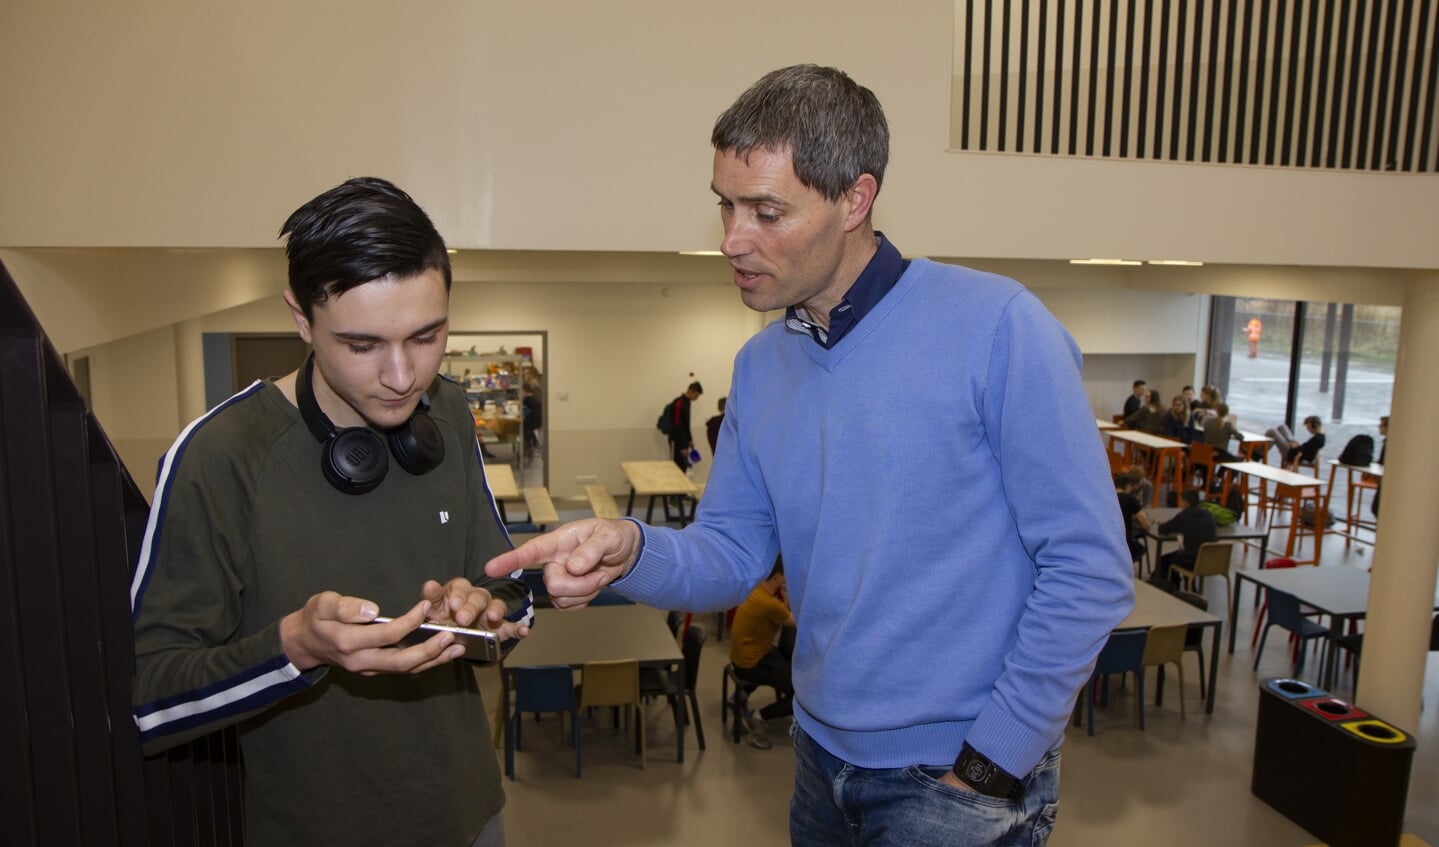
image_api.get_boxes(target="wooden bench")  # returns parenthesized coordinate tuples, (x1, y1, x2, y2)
(521, 486, 560, 528)
(585, 484, 622, 519)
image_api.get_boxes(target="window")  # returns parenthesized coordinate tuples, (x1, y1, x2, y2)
(1208, 295, 1396, 508)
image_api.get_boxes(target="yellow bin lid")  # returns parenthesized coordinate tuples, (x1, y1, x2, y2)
(1338, 719, 1409, 745)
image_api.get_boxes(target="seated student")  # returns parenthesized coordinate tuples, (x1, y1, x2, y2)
(1265, 415, 1325, 466)
(1161, 395, 1192, 443)
(1125, 463, 1154, 508)
(1123, 379, 1148, 418)
(1154, 489, 1219, 587)
(1202, 402, 1243, 464)
(1115, 469, 1152, 566)
(728, 556, 796, 750)
(1124, 389, 1165, 434)
(1187, 385, 1219, 433)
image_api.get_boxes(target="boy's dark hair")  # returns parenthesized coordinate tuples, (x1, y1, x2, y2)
(1115, 469, 1144, 489)
(1133, 379, 1147, 389)
(1180, 489, 1203, 509)
(712, 64, 889, 203)
(688, 381, 704, 394)
(280, 177, 452, 321)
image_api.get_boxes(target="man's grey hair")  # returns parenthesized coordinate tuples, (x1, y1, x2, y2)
(711, 64, 889, 202)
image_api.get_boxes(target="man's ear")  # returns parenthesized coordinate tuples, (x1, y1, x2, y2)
(284, 290, 314, 344)
(840, 174, 879, 233)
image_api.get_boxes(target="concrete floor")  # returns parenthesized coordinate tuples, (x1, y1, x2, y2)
(480, 510, 1436, 847)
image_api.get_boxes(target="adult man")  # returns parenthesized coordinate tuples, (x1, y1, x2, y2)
(131, 178, 532, 847)
(662, 380, 703, 471)
(1123, 379, 1148, 417)
(486, 65, 1132, 845)
(729, 557, 795, 749)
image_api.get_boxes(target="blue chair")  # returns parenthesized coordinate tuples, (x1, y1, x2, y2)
(506, 665, 581, 780)
(1075, 629, 1149, 736)
(1252, 588, 1329, 677)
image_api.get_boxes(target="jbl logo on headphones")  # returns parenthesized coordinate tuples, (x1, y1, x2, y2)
(343, 441, 379, 467)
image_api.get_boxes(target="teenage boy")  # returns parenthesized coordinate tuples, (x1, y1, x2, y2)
(131, 177, 533, 847)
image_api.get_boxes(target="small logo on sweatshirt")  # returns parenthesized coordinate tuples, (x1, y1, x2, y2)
(439, 511, 450, 525)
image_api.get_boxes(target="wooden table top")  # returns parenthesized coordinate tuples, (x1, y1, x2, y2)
(1328, 459, 1384, 477)
(1217, 461, 1323, 488)
(1096, 418, 1120, 430)
(620, 460, 698, 496)
(1109, 430, 1187, 450)
(483, 463, 520, 499)
(504, 605, 682, 668)
(1237, 430, 1270, 443)
(1118, 579, 1221, 629)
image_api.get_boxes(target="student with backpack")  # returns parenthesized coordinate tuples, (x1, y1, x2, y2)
(657, 380, 703, 471)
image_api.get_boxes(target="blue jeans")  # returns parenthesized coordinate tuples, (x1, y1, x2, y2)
(790, 726, 1060, 846)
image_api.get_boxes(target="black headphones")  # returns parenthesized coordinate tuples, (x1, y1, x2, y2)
(295, 354, 446, 495)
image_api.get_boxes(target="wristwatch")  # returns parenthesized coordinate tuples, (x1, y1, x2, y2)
(953, 743, 1026, 801)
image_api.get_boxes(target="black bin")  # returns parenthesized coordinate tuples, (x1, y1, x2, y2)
(1252, 678, 1416, 847)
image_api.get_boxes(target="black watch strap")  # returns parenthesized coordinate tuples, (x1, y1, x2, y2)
(953, 743, 1025, 802)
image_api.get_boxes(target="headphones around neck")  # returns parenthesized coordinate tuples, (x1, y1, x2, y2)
(295, 355, 445, 495)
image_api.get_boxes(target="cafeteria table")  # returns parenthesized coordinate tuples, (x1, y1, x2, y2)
(483, 463, 521, 523)
(1116, 579, 1224, 714)
(499, 605, 687, 762)
(1107, 430, 1187, 507)
(1145, 506, 1271, 578)
(1217, 461, 1326, 564)
(1231, 566, 1439, 689)
(620, 460, 699, 525)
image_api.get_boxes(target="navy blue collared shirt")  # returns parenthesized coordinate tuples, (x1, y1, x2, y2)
(785, 232, 909, 349)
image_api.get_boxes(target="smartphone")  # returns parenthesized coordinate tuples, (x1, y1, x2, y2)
(371, 617, 502, 664)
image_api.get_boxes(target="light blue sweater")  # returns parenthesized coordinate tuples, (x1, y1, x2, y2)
(616, 259, 1134, 777)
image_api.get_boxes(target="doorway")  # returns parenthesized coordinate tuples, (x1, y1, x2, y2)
(445, 332, 548, 489)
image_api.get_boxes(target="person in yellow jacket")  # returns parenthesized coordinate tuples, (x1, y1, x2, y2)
(729, 557, 795, 748)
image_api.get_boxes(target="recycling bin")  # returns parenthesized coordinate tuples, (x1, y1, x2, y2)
(1252, 678, 1415, 847)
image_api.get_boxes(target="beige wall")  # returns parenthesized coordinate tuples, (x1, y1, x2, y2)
(1, 0, 1428, 501)
(52, 269, 1206, 501)
(3, 0, 1436, 269)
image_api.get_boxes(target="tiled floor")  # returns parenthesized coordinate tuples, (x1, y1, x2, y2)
(481, 513, 1437, 847)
